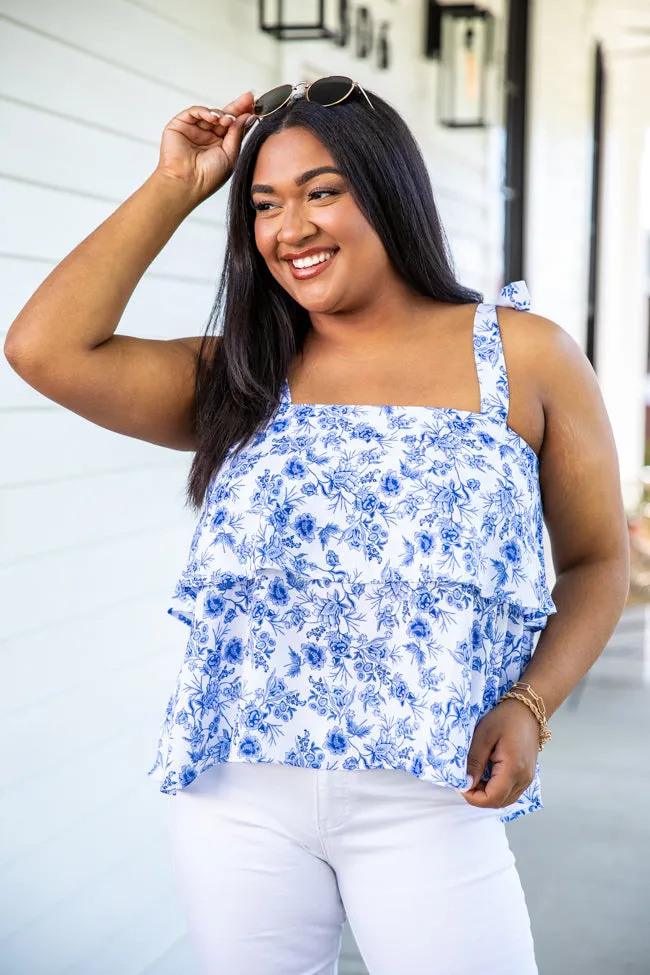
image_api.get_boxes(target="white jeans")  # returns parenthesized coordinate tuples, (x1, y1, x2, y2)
(164, 762, 538, 975)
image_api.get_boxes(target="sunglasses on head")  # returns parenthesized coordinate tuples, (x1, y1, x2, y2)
(253, 75, 375, 118)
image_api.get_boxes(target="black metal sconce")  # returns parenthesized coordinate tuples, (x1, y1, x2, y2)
(258, 0, 392, 70)
(425, 2, 495, 128)
(258, 0, 335, 41)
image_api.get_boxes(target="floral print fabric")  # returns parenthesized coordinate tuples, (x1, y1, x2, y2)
(148, 281, 557, 822)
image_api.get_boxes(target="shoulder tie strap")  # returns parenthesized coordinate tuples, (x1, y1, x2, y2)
(496, 280, 531, 312)
(474, 280, 531, 419)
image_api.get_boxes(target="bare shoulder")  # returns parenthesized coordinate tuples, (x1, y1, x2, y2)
(496, 306, 596, 411)
(496, 305, 580, 366)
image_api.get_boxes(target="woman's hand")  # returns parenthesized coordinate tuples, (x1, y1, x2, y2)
(461, 698, 541, 809)
(155, 91, 255, 205)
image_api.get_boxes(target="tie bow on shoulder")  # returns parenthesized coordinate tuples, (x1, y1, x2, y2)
(496, 280, 531, 312)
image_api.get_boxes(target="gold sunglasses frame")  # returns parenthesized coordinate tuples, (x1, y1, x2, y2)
(253, 76, 375, 118)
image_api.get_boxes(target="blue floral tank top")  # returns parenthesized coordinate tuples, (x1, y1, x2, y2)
(147, 281, 557, 823)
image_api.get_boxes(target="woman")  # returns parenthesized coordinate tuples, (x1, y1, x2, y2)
(5, 82, 629, 975)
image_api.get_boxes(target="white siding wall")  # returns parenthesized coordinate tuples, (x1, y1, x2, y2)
(0, 2, 278, 973)
(0, 1, 534, 972)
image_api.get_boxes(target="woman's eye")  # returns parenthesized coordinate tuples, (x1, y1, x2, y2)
(309, 188, 339, 201)
(251, 188, 340, 212)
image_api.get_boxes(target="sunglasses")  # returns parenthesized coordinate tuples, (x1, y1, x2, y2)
(253, 75, 375, 118)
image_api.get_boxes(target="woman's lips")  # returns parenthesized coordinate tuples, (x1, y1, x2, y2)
(286, 251, 337, 280)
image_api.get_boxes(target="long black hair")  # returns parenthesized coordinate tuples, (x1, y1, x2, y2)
(186, 87, 482, 511)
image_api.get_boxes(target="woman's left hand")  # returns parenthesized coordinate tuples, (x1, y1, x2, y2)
(461, 698, 541, 809)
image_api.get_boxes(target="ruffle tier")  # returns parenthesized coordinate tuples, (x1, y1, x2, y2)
(150, 564, 548, 824)
(167, 540, 557, 635)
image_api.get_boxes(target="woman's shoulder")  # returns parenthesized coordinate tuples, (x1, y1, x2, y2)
(496, 306, 592, 400)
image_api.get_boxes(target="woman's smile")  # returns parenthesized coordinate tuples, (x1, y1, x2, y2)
(282, 247, 339, 280)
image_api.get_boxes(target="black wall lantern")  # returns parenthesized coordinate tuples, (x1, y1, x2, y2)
(425, 2, 495, 128)
(259, 1, 392, 69)
(259, 0, 335, 41)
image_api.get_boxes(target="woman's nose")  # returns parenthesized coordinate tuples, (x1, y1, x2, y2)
(276, 204, 317, 245)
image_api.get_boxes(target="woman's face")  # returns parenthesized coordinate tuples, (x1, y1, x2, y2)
(250, 126, 395, 315)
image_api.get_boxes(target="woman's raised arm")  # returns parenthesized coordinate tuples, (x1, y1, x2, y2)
(3, 93, 254, 451)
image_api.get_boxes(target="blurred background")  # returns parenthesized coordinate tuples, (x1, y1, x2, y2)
(2, 0, 650, 972)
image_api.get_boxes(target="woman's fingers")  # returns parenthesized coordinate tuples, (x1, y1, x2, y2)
(464, 750, 532, 808)
(220, 111, 254, 159)
(463, 718, 495, 800)
(218, 90, 256, 118)
(174, 95, 254, 136)
(204, 91, 255, 128)
(183, 106, 231, 132)
(479, 761, 518, 807)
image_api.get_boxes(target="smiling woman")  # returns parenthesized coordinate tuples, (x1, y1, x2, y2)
(189, 89, 484, 511)
(5, 80, 629, 975)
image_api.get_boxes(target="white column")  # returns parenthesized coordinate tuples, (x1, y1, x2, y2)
(596, 53, 649, 509)
(525, 0, 595, 338)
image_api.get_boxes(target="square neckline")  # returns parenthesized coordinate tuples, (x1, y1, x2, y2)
(282, 378, 483, 418)
(283, 302, 486, 415)
(281, 301, 541, 463)
(281, 382, 540, 464)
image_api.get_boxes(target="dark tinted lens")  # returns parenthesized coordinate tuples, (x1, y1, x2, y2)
(254, 84, 293, 117)
(308, 76, 354, 106)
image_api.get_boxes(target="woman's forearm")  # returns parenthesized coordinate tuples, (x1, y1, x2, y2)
(4, 170, 198, 360)
(517, 557, 631, 718)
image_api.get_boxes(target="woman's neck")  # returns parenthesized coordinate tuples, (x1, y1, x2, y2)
(306, 290, 449, 360)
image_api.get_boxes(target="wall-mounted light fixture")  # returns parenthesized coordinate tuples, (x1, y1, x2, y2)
(258, 1, 393, 69)
(425, 2, 495, 128)
(258, 0, 335, 41)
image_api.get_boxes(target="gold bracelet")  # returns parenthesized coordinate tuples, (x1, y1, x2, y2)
(509, 681, 550, 730)
(501, 684, 552, 750)
(511, 681, 548, 717)
(505, 682, 550, 729)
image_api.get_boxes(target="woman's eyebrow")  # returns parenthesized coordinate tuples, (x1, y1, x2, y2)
(295, 166, 342, 186)
(250, 166, 343, 195)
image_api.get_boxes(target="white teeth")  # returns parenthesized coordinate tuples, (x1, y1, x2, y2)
(291, 251, 334, 269)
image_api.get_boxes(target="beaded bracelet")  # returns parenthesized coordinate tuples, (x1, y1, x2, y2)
(501, 681, 552, 750)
